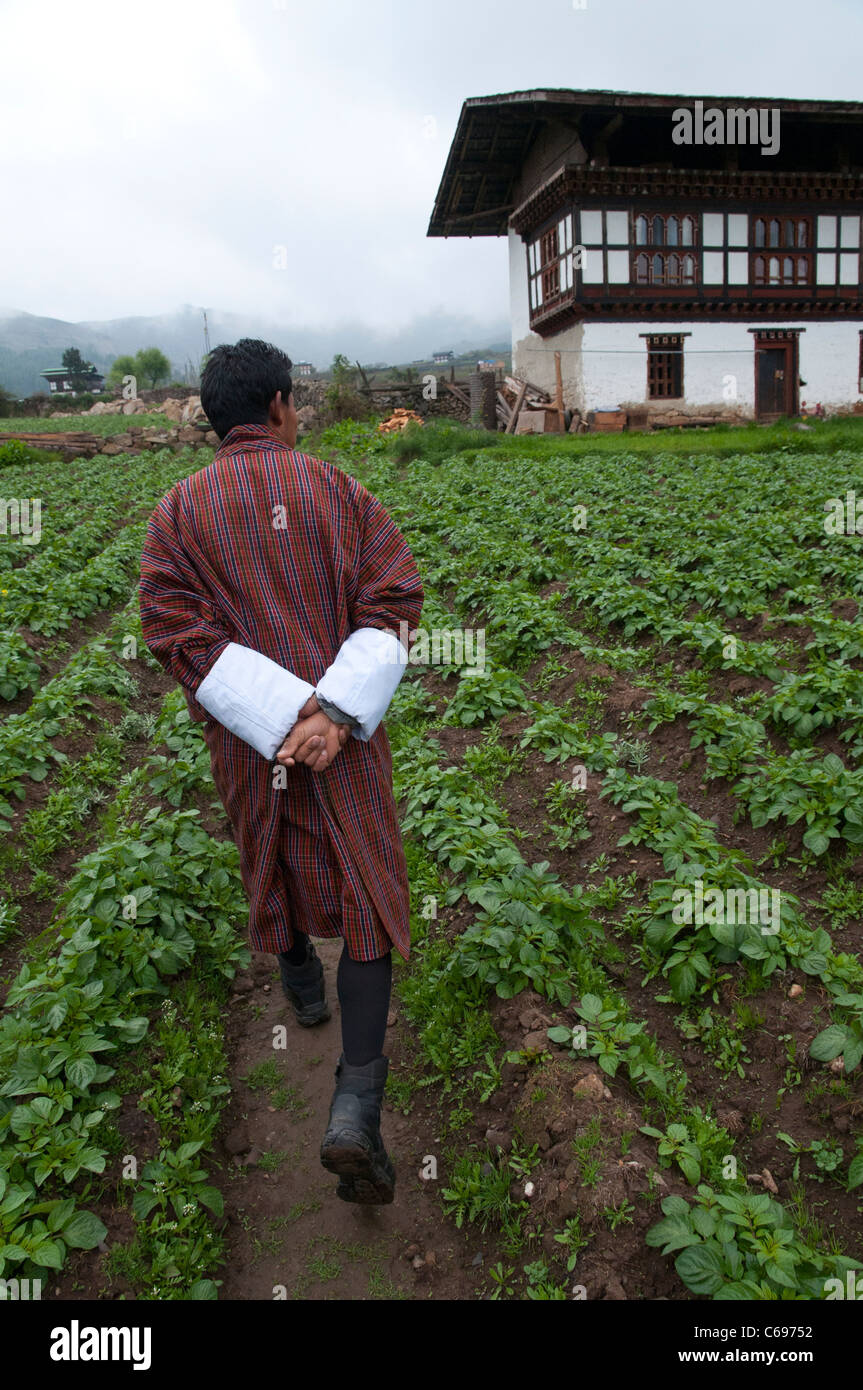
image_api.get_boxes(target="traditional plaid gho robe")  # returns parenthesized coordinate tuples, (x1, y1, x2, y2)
(138, 422, 424, 962)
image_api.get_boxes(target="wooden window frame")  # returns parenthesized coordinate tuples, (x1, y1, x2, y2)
(540, 226, 560, 301)
(752, 254, 812, 286)
(632, 213, 698, 285)
(634, 250, 698, 286)
(528, 209, 575, 325)
(750, 216, 813, 285)
(753, 216, 812, 250)
(643, 333, 688, 400)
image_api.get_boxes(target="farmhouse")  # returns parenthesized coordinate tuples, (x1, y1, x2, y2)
(40, 366, 104, 395)
(428, 90, 863, 422)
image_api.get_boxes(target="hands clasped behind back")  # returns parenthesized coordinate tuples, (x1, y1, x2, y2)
(276, 693, 352, 773)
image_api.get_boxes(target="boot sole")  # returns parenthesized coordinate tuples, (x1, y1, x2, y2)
(320, 1132, 395, 1204)
(293, 1003, 332, 1027)
(336, 1175, 393, 1205)
(280, 987, 331, 1027)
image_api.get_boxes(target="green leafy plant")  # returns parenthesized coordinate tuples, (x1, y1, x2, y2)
(549, 994, 672, 1095)
(441, 1149, 525, 1234)
(132, 1142, 224, 1223)
(640, 1122, 702, 1185)
(647, 1186, 862, 1298)
(443, 666, 528, 726)
(553, 1216, 592, 1271)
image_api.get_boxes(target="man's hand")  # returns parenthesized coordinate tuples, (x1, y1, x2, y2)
(276, 710, 350, 773)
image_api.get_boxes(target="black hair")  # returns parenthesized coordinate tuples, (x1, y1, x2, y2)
(200, 338, 293, 439)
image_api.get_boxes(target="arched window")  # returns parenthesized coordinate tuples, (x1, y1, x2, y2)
(630, 213, 700, 283)
(753, 215, 812, 252)
(749, 217, 814, 286)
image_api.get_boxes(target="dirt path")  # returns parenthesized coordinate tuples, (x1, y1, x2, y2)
(213, 939, 483, 1301)
(12, 639, 489, 1303)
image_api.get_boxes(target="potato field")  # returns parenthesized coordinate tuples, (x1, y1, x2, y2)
(1, 418, 862, 1304)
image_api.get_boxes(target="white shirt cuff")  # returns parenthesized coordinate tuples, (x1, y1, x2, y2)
(315, 627, 407, 741)
(195, 642, 315, 760)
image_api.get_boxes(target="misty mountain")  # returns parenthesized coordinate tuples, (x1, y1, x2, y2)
(0, 305, 511, 397)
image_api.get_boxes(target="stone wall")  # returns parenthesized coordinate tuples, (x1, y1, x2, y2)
(19, 375, 478, 427)
(363, 383, 471, 422)
(136, 385, 200, 404)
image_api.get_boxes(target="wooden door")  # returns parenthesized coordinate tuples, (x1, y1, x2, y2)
(757, 347, 787, 418)
(754, 338, 798, 420)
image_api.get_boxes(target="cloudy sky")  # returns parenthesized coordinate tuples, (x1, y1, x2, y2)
(1, 0, 861, 340)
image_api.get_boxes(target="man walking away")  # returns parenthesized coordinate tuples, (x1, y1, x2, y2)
(138, 339, 424, 1203)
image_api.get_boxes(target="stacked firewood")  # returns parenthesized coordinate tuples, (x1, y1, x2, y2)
(376, 408, 424, 434)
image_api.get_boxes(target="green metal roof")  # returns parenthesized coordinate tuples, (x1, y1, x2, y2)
(41, 367, 103, 376)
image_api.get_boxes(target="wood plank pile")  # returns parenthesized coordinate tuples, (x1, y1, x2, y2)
(375, 407, 424, 434)
(497, 375, 558, 434)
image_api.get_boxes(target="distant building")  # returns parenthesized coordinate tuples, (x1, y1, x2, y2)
(477, 359, 496, 371)
(293, 361, 314, 377)
(40, 367, 104, 395)
(433, 350, 454, 363)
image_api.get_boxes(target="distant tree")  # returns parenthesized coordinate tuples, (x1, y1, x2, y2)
(134, 347, 172, 389)
(323, 353, 368, 424)
(330, 353, 357, 386)
(61, 347, 97, 391)
(107, 353, 137, 390)
(0, 385, 15, 418)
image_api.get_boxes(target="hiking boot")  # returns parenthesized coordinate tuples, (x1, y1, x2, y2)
(278, 941, 331, 1027)
(320, 1053, 395, 1204)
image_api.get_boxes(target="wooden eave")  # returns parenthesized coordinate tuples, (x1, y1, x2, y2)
(428, 89, 863, 239)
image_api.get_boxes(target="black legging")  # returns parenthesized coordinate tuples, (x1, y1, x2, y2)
(281, 933, 391, 1066)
